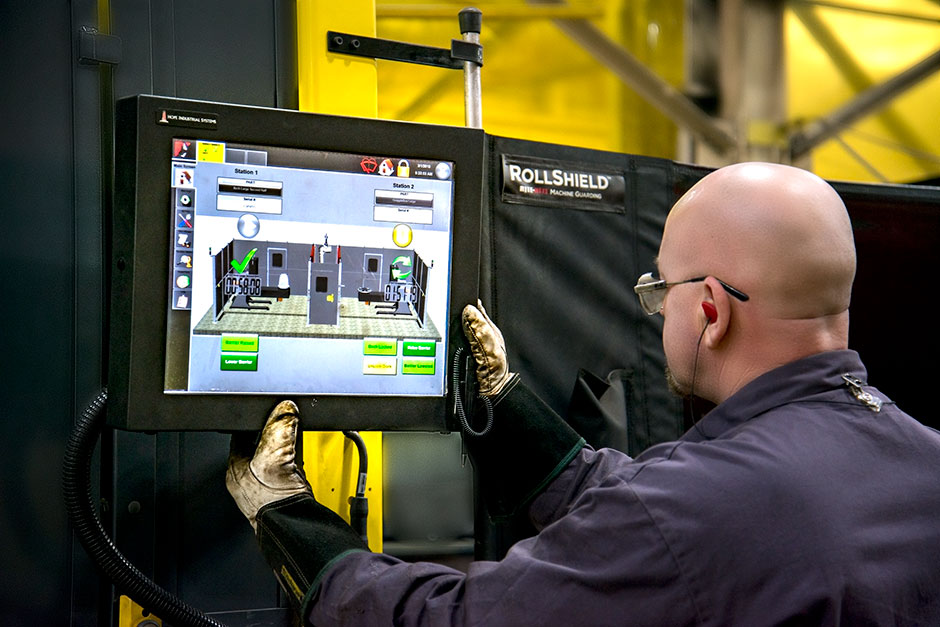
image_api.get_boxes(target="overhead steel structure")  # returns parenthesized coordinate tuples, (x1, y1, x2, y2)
(377, 0, 940, 174)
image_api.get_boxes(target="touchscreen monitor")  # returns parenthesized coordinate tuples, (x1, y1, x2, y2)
(108, 96, 484, 431)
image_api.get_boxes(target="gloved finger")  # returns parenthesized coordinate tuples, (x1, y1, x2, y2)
(462, 303, 506, 357)
(462, 302, 511, 397)
(226, 400, 311, 532)
(254, 400, 301, 461)
(473, 299, 505, 350)
(250, 400, 308, 488)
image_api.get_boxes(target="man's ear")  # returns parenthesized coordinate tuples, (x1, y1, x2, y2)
(701, 277, 731, 348)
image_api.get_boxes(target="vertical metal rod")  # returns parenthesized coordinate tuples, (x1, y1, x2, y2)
(531, 0, 737, 156)
(460, 8, 483, 128)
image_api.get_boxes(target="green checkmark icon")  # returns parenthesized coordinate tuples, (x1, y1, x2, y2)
(231, 248, 258, 274)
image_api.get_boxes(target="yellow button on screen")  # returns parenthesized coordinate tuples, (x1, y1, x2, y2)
(363, 356, 398, 375)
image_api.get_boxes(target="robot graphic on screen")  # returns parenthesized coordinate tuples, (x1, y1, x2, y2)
(192, 234, 439, 342)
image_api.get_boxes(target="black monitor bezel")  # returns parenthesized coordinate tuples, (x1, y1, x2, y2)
(108, 95, 484, 431)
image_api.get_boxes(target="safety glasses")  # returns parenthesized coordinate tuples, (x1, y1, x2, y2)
(633, 272, 750, 315)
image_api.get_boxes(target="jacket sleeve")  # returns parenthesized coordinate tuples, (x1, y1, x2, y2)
(257, 380, 589, 623)
(460, 377, 586, 521)
(306, 447, 697, 627)
(254, 494, 370, 617)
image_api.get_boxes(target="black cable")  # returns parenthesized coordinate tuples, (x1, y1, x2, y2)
(342, 430, 369, 542)
(689, 322, 712, 441)
(341, 431, 368, 497)
(453, 347, 493, 437)
(62, 389, 226, 627)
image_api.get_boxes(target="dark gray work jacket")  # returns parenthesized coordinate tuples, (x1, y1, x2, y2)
(309, 350, 940, 626)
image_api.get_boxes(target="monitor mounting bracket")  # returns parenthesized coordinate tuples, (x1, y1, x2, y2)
(325, 7, 483, 71)
(326, 31, 482, 70)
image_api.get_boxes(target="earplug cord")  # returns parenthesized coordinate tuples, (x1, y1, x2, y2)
(689, 322, 712, 440)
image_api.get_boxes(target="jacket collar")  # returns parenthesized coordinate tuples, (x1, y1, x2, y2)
(680, 350, 870, 443)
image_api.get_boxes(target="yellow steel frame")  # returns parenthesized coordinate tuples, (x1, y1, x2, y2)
(296, 0, 384, 553)
(118, 595, 162, 627)
(298, 0, 378, 118)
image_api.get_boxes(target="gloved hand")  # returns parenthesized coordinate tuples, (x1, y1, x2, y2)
(225, 401, 369, 617)
(226, 400, 312, 531)
(462, 299, 516, 398)
(459, 300, 585, 521)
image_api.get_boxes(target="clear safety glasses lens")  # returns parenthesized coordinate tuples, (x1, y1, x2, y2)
(634, 272, 667, 315)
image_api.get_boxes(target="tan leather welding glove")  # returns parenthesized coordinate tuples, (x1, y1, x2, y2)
(462, 300, 515, 397)
(226, 400, 312, 531)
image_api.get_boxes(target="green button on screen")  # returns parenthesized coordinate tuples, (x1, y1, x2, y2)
(221, 353, 258, 371)
(402, 341, 436, 357)
(402, 358, 435, 375)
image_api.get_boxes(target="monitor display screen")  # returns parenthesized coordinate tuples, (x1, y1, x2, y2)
(168, 139, 454, 397)
(109, 96, 484, 431)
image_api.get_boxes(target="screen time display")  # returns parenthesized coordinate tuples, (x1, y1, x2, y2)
(166, 138, 455, 396)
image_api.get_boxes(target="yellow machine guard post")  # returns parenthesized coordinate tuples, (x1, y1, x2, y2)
(118, 595, 162, 627)
(297, 0, 384, 553)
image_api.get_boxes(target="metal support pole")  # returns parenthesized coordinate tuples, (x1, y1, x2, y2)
(528, 0, 737, 155)
(326, 9, 483, 127)
(718, 0, 787, 163)
(460, 8, 483, 129)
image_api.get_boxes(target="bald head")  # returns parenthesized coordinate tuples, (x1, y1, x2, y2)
(661, 162, 856, 320)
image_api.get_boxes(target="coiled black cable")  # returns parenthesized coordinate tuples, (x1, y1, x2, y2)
(62, 389, 226, 627)
(452, 347, 493, 437)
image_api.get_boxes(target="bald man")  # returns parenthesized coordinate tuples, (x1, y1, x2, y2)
(228, 163, 940, 626)
(654, 162, 857, 404)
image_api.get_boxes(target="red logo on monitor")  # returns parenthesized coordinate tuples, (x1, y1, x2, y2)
(360, 157, 378, 173)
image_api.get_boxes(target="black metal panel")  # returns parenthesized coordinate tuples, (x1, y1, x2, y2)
(0, 1, 86, 625)
(175, 1, 277, 105)
(273, 0, 299, 110)
(103, 3, 300, 625)
(110, 0, 296, 106)
(165, 432, 283, 612)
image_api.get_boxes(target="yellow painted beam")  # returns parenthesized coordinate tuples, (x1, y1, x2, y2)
(297, 0, 378, 118)
(296, 0, 383, 553)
